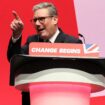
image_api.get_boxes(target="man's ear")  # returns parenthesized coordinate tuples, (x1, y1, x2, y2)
(53, 16, 58, 24)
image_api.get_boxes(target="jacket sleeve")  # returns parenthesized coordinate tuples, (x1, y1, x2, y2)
(7, 36, 22, 62)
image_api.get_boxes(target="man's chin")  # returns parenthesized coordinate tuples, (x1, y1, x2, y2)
(40, 34, 48, 39)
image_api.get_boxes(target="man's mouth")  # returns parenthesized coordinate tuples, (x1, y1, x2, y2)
(37, 28, 45, 32)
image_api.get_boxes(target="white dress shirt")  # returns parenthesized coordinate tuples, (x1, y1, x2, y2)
(48, 28, 60, 43)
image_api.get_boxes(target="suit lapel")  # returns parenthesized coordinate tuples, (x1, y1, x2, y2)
(55, 30, 65, 43)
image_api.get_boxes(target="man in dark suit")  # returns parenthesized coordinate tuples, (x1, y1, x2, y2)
(7, 2, 82, 105)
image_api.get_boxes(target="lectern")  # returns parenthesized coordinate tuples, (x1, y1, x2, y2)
(10, 54, 105, 105)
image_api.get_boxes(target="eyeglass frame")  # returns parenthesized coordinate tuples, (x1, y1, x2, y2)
(30, 16, 54, 24)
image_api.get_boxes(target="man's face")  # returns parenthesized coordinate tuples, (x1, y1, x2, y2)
(33, 8, 58, 39)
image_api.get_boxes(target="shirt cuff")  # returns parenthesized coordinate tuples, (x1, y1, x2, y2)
(12, 34, 21, 43)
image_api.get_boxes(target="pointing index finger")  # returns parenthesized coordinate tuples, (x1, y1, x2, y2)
(12, 10, 21, 20)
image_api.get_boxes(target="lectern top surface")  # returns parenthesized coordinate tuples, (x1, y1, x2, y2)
(9, 54, 105, 86)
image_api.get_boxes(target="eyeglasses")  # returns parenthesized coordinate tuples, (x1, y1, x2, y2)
(31, 16, 53, 24)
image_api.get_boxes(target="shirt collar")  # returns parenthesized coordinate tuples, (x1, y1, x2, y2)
(49, 28, 60, 43)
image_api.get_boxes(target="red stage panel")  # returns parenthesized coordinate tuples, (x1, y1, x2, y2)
(90, 96, 105, 105)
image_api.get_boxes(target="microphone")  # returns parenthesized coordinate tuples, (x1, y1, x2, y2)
(78, 33, 85, 44)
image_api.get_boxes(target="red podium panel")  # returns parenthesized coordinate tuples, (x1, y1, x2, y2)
(30, 83, 91, 105)
(29, 43, 99, 58)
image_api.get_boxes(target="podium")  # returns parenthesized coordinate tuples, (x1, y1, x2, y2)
(10, 54, 105, 105)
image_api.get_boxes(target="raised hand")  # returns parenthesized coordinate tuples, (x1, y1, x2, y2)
(10, 10, 24, 38)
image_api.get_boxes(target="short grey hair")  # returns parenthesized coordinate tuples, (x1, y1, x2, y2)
(32, 2, 58, 16)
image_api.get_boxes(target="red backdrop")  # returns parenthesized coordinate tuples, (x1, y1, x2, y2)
(0, 0, 105, 105)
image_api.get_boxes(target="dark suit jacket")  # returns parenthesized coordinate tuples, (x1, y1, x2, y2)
(7, 29, 82, 61)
